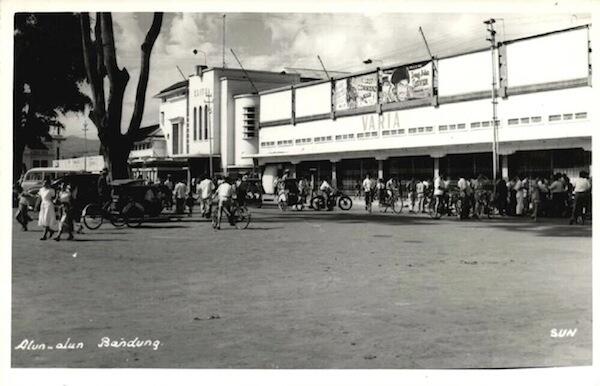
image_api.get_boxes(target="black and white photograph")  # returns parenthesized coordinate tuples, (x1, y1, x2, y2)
(2, 0, 598, 384)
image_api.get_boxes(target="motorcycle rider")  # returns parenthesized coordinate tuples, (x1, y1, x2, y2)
(319, 178, 334, 211)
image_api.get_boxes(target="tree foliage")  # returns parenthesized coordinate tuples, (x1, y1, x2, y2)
(13, 13, 90, 181)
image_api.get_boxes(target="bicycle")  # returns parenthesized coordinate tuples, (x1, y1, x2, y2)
(211, 199, 251, 230)
(81, 200, 126, 230)
(379, 191, 403, 214)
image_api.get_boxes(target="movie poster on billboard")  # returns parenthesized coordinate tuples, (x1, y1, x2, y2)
(380, 61, 433, 103)
(334, 73, 378, 111)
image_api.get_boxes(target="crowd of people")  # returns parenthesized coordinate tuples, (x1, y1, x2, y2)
(14, 167, 592, 239)
(352, 171, 592, 224)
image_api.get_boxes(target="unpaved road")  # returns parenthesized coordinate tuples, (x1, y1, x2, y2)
(11, 207, 592, 368)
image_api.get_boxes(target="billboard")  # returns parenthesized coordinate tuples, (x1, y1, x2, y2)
(380, 61, 433, 103)
(334, 72, 378, 111)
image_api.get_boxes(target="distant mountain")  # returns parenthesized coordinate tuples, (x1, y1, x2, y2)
(58, 135, 102, 159)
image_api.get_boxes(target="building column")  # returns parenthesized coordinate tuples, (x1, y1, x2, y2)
(375, 156, 388, 180)
(330, 159, 339, 188)
(289, 162, 298, 178)
(501, 155, 509, 179)
(430, 152, 445, 179)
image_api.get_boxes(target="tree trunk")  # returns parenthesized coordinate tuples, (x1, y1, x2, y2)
(13, 140, 26, 183)
(101, 133, 132, 180)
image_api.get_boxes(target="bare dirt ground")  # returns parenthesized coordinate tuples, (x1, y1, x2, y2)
(11, 205, 592, 368)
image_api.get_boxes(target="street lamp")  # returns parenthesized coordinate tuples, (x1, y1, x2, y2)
(193, 49, 207, 66)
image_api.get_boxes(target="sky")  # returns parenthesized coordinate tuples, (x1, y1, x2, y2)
(61, 12, 591, 139)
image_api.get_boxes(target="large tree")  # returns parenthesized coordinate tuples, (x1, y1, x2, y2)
(14, 13, 90, 181)
(79, 12, 163, 179)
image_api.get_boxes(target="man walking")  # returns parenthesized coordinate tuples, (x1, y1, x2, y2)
(173, 179, 188, 214)
(198, 174, 216, 218)
(362, 173, 374, 211)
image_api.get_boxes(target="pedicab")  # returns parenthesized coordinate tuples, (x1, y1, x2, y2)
(108, 179, 168, 228)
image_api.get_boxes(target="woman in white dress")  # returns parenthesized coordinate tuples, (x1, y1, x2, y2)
(38, 178, 58, 240)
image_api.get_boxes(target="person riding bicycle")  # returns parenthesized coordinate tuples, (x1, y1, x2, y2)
(319, 178, 334, 211)
(214, 177, 235, 229)
(386, 176, 399, 199)
(362, 173, 375, 211)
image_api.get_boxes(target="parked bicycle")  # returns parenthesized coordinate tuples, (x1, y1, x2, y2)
(81, 200, 126, 230)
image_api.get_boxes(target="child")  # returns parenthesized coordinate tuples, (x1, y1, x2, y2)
(15, 186, 32, 231)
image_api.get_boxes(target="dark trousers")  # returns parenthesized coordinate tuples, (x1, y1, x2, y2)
(175, 198, 185, 214)
(571, 192, 590, 221)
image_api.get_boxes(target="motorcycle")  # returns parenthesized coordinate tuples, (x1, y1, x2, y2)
(310, 190, 353, 211)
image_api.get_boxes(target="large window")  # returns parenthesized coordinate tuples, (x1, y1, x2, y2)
(198, 106, 203, 140)
(193, 107, 197, 141)
(203, 107, 208, 140)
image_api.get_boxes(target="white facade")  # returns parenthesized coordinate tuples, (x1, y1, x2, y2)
(156, 67, 301, 176)
(233, 94, 259, 168)
(253, 26, 592, 183)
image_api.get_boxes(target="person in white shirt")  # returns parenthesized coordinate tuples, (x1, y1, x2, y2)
(415, 179, 425, 213)
(570, 171, 592, 224)
(433, 173, 447, 215)
(514, 176, 524, 216)
(362, 173, 374, 210)
(173, 180, 188, 214)
(319, 179, 333, 210)
(198, 175, 216, 218)
(215, 177, 235, 229)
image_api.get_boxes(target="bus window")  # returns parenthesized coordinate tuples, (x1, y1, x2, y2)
(24, 172, 43, 181)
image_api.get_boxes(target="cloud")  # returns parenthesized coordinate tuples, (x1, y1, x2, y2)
(62, 11, 590, 140)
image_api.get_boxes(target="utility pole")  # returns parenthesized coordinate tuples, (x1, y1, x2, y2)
(204, 91, 214, 178)
(222, 14, 226, 68)
(484, 18, 499, 182)
(82, 119, 88, 172)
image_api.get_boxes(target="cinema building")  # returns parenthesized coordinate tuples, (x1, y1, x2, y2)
(155, 67, 303, 179)
(252, 25, 592, 193)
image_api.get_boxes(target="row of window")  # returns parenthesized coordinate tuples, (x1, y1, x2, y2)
(243, 107, 258, 139)
(132, 142, 152, 151)
(259, 111, 590, 149)
(192, 106, 210, 141)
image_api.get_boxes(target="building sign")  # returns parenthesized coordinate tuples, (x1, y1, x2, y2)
(380, 61, 433, 103)
(334, 73, 378, 111)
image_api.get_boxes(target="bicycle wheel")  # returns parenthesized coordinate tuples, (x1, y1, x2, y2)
(311, 196, 324, 211)
(109, 211, 126, 228)
(392, 197, 402, 214)
(338, 196, 353, 211)
(123, 203, 144, 228)
(429, 200, 441, 219)
(234, 207, 251, 229)
(82, 203, 103, 230)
